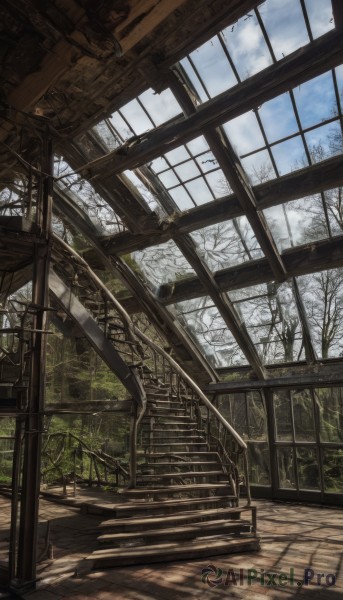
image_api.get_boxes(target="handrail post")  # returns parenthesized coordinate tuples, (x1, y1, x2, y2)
(129, 403, 138, 488)
(243, 450, 251, 506)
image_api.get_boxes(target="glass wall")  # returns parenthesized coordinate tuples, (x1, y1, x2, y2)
(217, 385, 343, 503)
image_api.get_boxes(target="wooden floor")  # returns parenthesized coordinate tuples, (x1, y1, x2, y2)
(0, 494, 342, 599)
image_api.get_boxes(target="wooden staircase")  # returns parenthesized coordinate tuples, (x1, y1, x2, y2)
(85, 375, 260, 569)
(50, 248, 260, 569)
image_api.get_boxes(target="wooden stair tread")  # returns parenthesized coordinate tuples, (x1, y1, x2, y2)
(87, 537, 261, 567)
(137, 470, 224, 479)
(99, 506, 250, 530)
(84, 495, 235, 515)
(123, 482, 229, 492)
(98, 519, 251, 542)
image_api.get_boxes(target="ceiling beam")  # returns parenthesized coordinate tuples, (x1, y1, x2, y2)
(77, 29, 343, 178)
(332, 0, 343, 30)
(96, 154, 343, 257)
(204, 361, 343, 392)
(157, 235, 343, 305)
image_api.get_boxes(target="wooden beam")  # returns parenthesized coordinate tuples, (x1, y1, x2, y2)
(159, 235, 343, 305)
(117, 0, 189, 54)
(205, 361, 343, 392)
(291, 277, 317, 364)
(77, 29, 343, 177)
(332, 0, 343, 30)
(96, 155, 343, 257)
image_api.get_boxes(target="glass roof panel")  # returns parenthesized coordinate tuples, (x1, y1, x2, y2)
(305, 121, 343, 161)
(191, 217, 262, 271)
(185, 35, 238, 99)
(149, 157, 170, 174)
(185, 178, 214, 205)
(171, 299, 247, 367)
(119, 99, 153, 135)
(271, 136, 308, 175)
(168, 186, 195, 210)
(123, 170, 164, 214)
(54, 158, 125, 234)
(259, 93, 299, 143)
(258, 0, 310, 60)
(293, 71, 338, 129)
(195, 151, 219, 173)
(164, 146, 191, 165)
(303, 0, 334, 39)
(263, 195, 329, 251)
(230, 281, 304, 364)
(186, 136, 210, 155)
(108, 112, 133, 141)
(297, 269, 343, 359)
(205, 170, 230, 198)
(93, 121, 120, 150)
(174, 160, 202, 181)
(221, 13, 273, 80)
(132, 240, 195, 289)
(157, 170, 180, 189)
(139, 88, 182, 125)
(240, 150, 276, 184)
(223, 111, 265, 155)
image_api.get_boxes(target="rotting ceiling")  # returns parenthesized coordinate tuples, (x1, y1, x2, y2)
(1, 0, 343, 388)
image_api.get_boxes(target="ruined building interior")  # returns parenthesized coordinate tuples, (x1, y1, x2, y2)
(0, 0, 343, 598)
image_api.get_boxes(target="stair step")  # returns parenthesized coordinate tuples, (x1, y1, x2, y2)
(141, 436, 205, 441)
(139, 470, 225, 480)
(98, 519, 251, 544)
(147, 408, 186, 414)
(139, 461, 220, 467)
(99, 506, 250, 531)
(143, 415, 196, 421)
(121, 483, 231, 497)
(143, 428, 201, 433)
(84, 495, 236, 517)
(136, 471, 225, 480)
(145, 443, 208, 449)
(138, 452, 219, 458)
(87, 537, 261, 568)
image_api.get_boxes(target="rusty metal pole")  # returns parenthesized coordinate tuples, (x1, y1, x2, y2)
(15, 134, 53, 587)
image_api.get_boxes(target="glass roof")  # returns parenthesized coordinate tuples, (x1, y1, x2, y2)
(54, 0, 343, 378)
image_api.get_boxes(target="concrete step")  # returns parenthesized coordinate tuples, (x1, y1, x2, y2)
(86, 537, 261, 568)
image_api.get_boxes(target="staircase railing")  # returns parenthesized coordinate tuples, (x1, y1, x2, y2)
(133, 329, 250, 505)
(51, 236, 250, 502)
